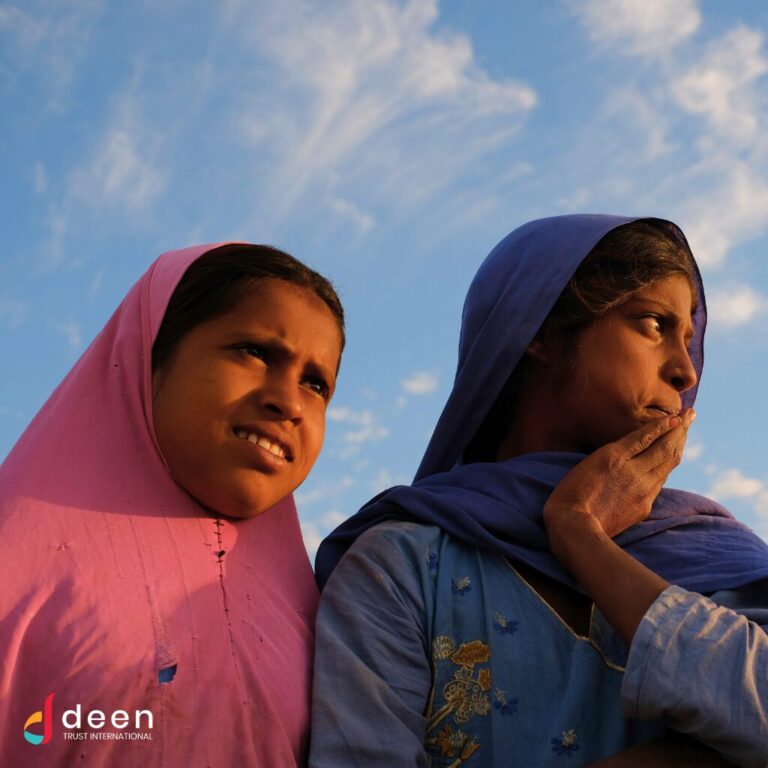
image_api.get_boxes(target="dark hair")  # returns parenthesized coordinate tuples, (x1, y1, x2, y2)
(535, 219, 696, 343)
(152, 244, 345, 371)
(464, 219, 696, 463)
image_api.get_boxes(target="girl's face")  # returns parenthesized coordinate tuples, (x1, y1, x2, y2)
(152, 278, 342, 518)
(535, 274, 697, 453)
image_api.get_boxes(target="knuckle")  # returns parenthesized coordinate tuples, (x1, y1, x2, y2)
(604, 448, 623, 472)
(637, 428, 658, 452)
(663, 437, 682, 464)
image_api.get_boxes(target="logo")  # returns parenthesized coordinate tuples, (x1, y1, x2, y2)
(23, 693, 154, 745)
(24, 693, 55, 745)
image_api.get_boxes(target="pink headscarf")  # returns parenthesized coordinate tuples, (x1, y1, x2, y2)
(0, 245, 319, 766)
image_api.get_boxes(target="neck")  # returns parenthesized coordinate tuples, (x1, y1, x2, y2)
(495, 379, 580, 460)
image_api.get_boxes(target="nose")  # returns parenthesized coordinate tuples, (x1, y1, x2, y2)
(665, 342, 698, 393)
(258, 370, 303, 423)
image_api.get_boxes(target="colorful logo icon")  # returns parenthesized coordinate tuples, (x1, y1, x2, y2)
(24, 693, 55, 745)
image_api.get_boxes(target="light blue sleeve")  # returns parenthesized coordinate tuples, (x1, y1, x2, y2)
(622, 581, 768, 768)
(309, 524, 433, 768)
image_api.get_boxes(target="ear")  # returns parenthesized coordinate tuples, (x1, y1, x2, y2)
(525, 336, 555, 367)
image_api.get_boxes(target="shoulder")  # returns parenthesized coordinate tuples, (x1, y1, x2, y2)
(708, 578, 768, 628)
(354, 520, 444, 560)
(340, 520, 493, 585)
(324, 521, 445, 599)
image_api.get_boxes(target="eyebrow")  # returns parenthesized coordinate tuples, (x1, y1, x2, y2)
(236, 333, 337, 384)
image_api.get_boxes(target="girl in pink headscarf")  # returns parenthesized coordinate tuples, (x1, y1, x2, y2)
(0, 243, 344, 767)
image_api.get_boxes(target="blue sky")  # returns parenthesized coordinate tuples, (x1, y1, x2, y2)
(2, 0, 768, 555)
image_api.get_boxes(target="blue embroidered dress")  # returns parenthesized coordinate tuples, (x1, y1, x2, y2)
(310, 521, 768, 767)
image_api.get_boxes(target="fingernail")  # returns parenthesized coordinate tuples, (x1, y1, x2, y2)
(669, 414, 681, 427)
(688, 409, 697, 424)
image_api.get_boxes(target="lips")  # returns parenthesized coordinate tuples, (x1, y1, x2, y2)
(646, 404, 680, 417)
(233, 427, 294, 462)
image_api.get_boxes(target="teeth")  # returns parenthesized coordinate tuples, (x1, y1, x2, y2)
(235, 429, 286, 459)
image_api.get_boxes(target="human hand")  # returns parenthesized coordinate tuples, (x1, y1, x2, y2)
(587, 732, 736, 767)
(543, 409, 695, 562)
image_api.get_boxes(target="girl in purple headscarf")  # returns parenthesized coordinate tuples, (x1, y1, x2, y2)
(310, 216, 768, 767)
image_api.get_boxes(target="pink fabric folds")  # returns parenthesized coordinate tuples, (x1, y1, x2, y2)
(0, 245, 319, 766)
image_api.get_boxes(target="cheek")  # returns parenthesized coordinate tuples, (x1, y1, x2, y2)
(302, 412, 327, 467)
(155, 377, 224, 470)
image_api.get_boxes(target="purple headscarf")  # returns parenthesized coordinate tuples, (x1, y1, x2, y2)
(316, 215, 768, 591)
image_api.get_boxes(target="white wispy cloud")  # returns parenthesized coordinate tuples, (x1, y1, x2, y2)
(328, 406, 390, 444)
(669, 26, 768, 268)
(70, 90, 166, 211)
(88, 269, 104, 301)
(329, 197, 376, 235)
(371, 468, 394, 494)
(401, 371, 439, 395)
(671, 26, 768, 146)
(369, 467, 410, 494)
(707, 469, 768, 538)
(32, 162, 48, 195)
(0, 1, 103, 105)
(679, 161, 768, 269)
(665, 26, 768, 267)
(229, 0, 537, 228)
(300, 508, 350, 558)
(300, 520, 323, 559)
(602, 89, 675, 162)
(40, 207, 69, 272)
(55, 319, 82, 350)
(295, 475, 354, 507)
(708, 468, 764, 500)
(40, 84, 167, 270)
(73, 130, 164, 210)
(573, 0, 700, 58)
(0, 296, 27, 328)
(706, 285, 767, 329)
(0, 405, 26, 421)
(683, 441, 703, 462)
(571, 3, 768, 274)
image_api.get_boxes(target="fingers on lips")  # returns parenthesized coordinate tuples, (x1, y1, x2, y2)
(634, 421, 666, 453)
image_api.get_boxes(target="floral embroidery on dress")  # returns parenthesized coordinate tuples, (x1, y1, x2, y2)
(426, 637, 493, 765)
(426, 548, 439, 572)
(551, 729, 580, 757)
(451, 576, 472, 596)
(492, 611, 518, 635)
(436, 726, 481, 762)
(433, 635, 457, 660)
(450, 639, 490, 668)
(492, 688, 518, 716)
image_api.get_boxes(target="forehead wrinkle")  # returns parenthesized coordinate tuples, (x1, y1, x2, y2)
(241, 325, 339, 385)
(216, 297, 341, 379)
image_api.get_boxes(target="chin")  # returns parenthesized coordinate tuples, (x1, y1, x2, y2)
(218, 508, 264, 520)
(220, 498, 277, 519)
(192, 488, 277, 520)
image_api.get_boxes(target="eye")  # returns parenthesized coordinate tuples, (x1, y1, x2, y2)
(639, 314, 664, 334)
(234, 343, 267, 361)
(302, 375, 330, 400)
